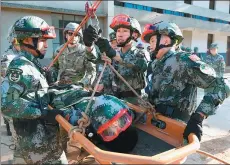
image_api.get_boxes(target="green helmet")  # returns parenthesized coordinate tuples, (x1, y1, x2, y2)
(109, 32, 116, 42)
(131, 17, 141, 37)
(185, 47, 192, 53)
(90, 95, 133, 142)
(13, 16, 56, 40)
(209, 43, 218, 49)
(181, 45, 185, 51)
(142, 21, 183, 45)
(64, 22, 82, 37)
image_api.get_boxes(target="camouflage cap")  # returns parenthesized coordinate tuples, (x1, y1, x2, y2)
(209, 43, 218, 49)
(90, 95, 130, 131)
(194, 47, 199, 53)
(109, 32, 116, 42)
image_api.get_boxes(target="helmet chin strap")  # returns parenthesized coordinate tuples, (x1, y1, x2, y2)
(117, 31, 133, 47)
(154, 34, 175, 54)
(21, 38, 44, 59)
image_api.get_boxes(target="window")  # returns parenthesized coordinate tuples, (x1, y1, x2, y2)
(207, 34, 214, 49)
(209, 0, 215, 10)
(184, 0, 192, 4)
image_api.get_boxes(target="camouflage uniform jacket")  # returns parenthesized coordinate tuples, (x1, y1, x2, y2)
(1, 50, 93, 164)
(203, 53, 225, 78)
(53, 43, 96, 86)
(92, 46, 147, 92)
(149, 50, 230, 116)
(1, 46, 19, 78)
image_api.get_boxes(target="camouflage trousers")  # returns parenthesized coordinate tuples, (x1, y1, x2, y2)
(13, 151, 68, 164)
(60, 126, 99, 164)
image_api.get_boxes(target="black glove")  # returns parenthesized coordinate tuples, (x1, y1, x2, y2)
(183, 113, 204, 141)
(83, 25, 98, 47)
(95, 37, 117, 58)
(41, 109, 64, 125)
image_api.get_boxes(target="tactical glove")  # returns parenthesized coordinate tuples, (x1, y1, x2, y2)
(95, 37, 117, 58)
(183, 112, 204, 141)
(83, 25, 98, 47)
(41, 109, 64, 124)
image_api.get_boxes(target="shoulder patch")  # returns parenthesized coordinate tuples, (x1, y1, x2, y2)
(200, 63, 216, 77)
(8, 68, 23, 82)
(189, 54, 201, 62)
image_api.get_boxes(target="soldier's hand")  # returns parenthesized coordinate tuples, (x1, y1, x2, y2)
(95, 37, 117, 58)
(113, 54, 122, 63)
(96, 84, 104, 92)
(101, 55, 112, 64)
(183, 113, 204, 141)
(83, 25, 98, 47)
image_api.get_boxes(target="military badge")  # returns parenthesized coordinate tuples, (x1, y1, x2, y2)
(189, 54, 201, 62)
(8, 68, 23, 82)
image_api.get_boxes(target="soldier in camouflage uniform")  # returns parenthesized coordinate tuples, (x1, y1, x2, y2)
(53, 22, 96, 87)
(93, 32, 118, 95)
(204, 43, 225, 78)
(203, 43, 226, 95)
(141, 21, 230, 141)
(1, 16, 101, 164)
(86, 14, 147, 105)
(1, 25, 21, 136)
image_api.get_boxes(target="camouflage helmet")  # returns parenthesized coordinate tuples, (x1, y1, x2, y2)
(209, 43, 218, 49)
(131, 17, 142, 37)
(7, 26, 15, 43)
(142, 21, 183, 45)
(12, 16, 56, 40)
(109, 32, 116, 42)
(64, 22, 82, 37)
(90, 95, 133, 142)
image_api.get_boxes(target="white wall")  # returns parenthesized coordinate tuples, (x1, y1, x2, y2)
(1, 8, 53, 59)
(182, 30, 192, 48)
(191, 30, 208, 52)
(215, 1, 230, 14)
(192, 1, 210, 9)
(214, 33, 227, 53)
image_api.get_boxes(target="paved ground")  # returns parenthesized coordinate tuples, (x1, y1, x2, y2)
(1, 77, 230, 164)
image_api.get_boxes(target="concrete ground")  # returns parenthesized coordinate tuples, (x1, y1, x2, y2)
(1, 76, 230, 164)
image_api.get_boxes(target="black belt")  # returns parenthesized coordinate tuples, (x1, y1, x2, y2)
(116, 90, 141, 98)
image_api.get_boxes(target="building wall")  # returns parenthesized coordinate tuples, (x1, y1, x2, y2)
(215, 1, 230, 14)
(1, 8, 53, 59)
(182, 30, 192, 48)
(214, 33, 227, 53)
(190, 30, 208, 53)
